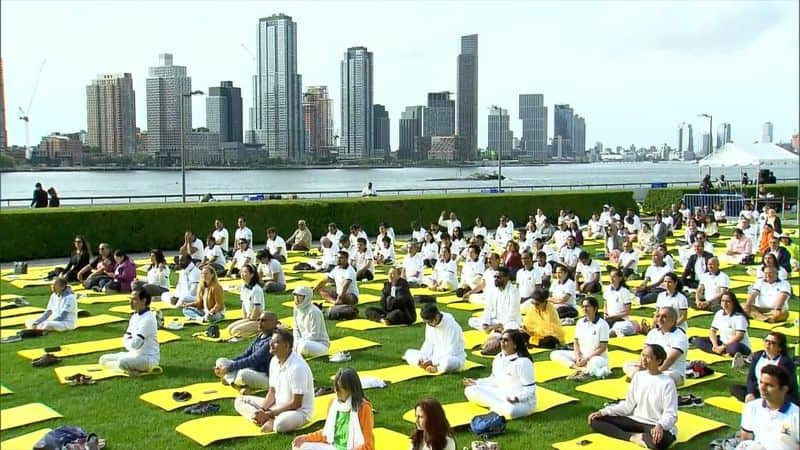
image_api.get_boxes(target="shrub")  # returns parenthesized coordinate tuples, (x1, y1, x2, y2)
(0, 190, 637, 262)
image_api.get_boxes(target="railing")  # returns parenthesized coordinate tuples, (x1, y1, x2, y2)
(1, 179, 797, 208)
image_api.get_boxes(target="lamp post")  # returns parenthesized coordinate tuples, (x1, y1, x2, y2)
(180, 90, 205, 202)
(698, 113, 713, 154)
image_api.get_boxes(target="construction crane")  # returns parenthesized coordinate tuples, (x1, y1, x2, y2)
(18, 59, 46, 159)
(239, 43, 257, 62)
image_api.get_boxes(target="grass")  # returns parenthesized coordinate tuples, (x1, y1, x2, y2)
(1, 225, 798, 449)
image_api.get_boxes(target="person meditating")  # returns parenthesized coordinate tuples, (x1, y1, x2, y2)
(403, 304, 466, 374)
(729, 331, 798, 405)
(292, 286, 330, 359)
(98, 289, 160, 374)
(25, 277, 77, 332)
(588, 343, 678, 450)
(693, 291, 751, 358)
(214, 311, 276, 393)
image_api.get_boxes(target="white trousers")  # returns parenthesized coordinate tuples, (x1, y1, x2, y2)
(295, 340, 330, 359)
(403, 349, 465, 373)
(550, 350, 608, 372)
(27, 320, 74, 332)
(298, 444, 337, 450)
(99, 351, 158, 372)
(464, 383, 536, 419)
(234, 395, 309, 432)
(610, 320, 636, 336)
(215, 358, 269, 390)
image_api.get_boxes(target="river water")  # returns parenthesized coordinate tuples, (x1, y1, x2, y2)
(1, 161, 797, 202)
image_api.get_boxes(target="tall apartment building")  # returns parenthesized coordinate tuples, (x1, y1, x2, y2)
(457, 34, 478, 159)
(487, 106, 513, 158)
(206, 81, 243, 143)
(253, 13, 305, 159)
(372, 104, 390, 159)
(553, 104, 574, 158)
(86, 73, 137, 154)
(340, 46, 373, 159)
(302, 86, 334, 155)
(762, 122, 773, 143)
(0, 58, 6, 151)
(145, 54, 192, 165)
(519, 94, 547, 160)
(716, 123, 732, 149)
(398, 105, 423, 160)
(424, 92, 455, 137)
(573, 114, 586, 158)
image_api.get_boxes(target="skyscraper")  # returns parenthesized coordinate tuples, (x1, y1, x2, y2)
(553, 104, 574, 157)
(487, 106, 513, 158)
(398, 105, 423, 160)
(206, 81, 243, 143)
(457, 34, 478, 159)
(519, 94, 547, 160)
(302, 86, 334, 155)
(0, 58, 6, 151)
(340, 46, 374, 159)
(684, 123, 695, 160)
(716, 122, 732, 149)
(146, 53, 191, 165)
(701, 133, 711, 156)
(677, 123, 684, 158)
(423, 92, 455, 137)
(372, 104, 390, 159)
(573, 114, 586, 158)
(255, 13, 305, 160)
(86, 73, 137, 154)
(762, 122, 773, 143)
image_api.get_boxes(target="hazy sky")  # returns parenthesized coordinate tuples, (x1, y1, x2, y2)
(1, 0, 798, 151)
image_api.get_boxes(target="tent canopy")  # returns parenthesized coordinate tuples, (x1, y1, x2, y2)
(698, 142, 799, 168)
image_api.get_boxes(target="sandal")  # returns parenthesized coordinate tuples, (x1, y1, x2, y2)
(69, 374, 95, 386)
(173, 391, 192, 402)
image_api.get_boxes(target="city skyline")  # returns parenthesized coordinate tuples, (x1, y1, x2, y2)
(1, 1, 798, 151)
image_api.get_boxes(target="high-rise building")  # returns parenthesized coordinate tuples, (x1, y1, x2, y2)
(206, 81, 243, 143)
(372, 104, 390, 159)
(0, 58, 6, 151)
(762, 122, 773, 143)
(573, 114, 586, 158)
(398, 105, 423, 160)
(684, 123, 695, 160)
(716, 122, 732, 149)
(457, 34, 478, 159)
(340, 46, 374, 159)
(86, 73, 137, 154)
(519, 94, 547, 160)
(254, 13, 305, 160)
(145, 53, 192, 165)
(677, 123, 684, 158)
(701, 133, 711, 157)
(553, 104, 574, 158)
(487, 106, 513, 158)
(302, 86, 334, 155)
(423, 92, 455, 137)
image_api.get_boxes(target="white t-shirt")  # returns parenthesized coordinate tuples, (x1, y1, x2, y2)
(515, 267, 537, 298)
(235, 226, 253, 248)
(259, 259, 285, 285)
(550, 279, 576, 308)
(124, 309, 159, 362)
(212, 228, 230, 252)
(267, 236, 287, 259)
(472, 225, 488, 239)
(188, 237, 204, 261)
(619, 249, 640, 271)
(645, 326, 688, 376)
(402, 253, 424, 282)
(421, 241, 439, 260)
(233, 248, 255, 269)
(203, 246, 226, 267)
(411, 227, 427, 242)
(751, 279, 792, 312)
(559, 246, 582, 268)
(576, 260, 601, 284)
(655, 291, 689, 331)
(45, 291, 78, 329)
(269, 352, 315, 419)
(328, 266, 359, 297)
(644, 264, 670, 286)
(603, 285, 633, 319)
(146, 264, 171, 290)
(698, 271, 730, 301)
(531, 262, 552, 284)
(239, 283, 264, 317)
(481, 283, 522, 330)
(176, 263, 201, 301)
(710, 310, 750, 349)
(575, 316, 610, 359)
(461, 258, 485, 288)
(432, 259, 458, 288)
(741, 399, 800, 450)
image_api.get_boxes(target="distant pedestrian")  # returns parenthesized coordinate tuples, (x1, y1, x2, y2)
(47, 187, 60, 207)
(31, 182, 48, 208)
(361, 182, 376, 197)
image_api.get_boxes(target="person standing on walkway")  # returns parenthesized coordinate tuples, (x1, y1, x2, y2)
(31, 182, 48, 208)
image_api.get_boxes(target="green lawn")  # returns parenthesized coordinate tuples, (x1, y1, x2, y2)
(1, 228, 798, 449)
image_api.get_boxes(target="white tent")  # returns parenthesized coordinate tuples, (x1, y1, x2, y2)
(698, 142, 798, 169)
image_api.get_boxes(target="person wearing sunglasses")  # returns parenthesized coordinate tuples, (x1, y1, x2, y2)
(730, 331, 798, 405)
(214, 311, 277, 392)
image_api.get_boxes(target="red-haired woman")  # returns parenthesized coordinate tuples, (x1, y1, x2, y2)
(410, 398, 455, 450)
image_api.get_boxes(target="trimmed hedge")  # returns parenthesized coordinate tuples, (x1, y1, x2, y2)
(642, 183, 799, 214)
(0, 190, 637, 262)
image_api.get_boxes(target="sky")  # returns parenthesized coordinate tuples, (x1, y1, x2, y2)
(1, 0, 798, 151)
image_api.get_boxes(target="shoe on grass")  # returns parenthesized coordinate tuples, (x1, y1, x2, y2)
(184, 402, 220, 415)
(731, 352, 748, 370)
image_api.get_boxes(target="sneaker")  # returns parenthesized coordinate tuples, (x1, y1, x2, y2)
(691, 395, 705, 407)
(0, 335, 22, 344)
(329, 352, 351, 363)
(184, 402, 220, 415)
(172, 391, 192, 402)
(165, 320, 183, 330)
(560, 317, 576, 326)
(13, 297, 30, 307)
(731, 353, 748, 370)
(678, 395, 695, 408)
(32, 353, 61, 368)
(566, 371, 589, 381)
(226, 337, 243, 343)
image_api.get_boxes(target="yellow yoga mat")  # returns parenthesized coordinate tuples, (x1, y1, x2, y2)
(681, 372, 725, 389)
(0, 428, 51, 450)
(0, 310, 91, 328)
(434, 294, 465, 305)
(0, 385, 11, 395)
(577, 373, 727, 401)
(727, 279, 753, 290)
(8, 279, 51, 289)
(77, 293, 132, 305)
(772, 324, 799, 339)
(374, 427, 410, 450)
(0, 329, 19, 339)
(471, 347, 549, 359)
(280, 293, 381, 309)
(447, 302, 485, 312)
(17, 330, 181, 360)
(74, 314, 126, 328)
(686, 308, 713, 320)
(109, 302, 178, 314)
(410, 287, 454, 297)
(279, 316, 294, 329)
(359, 281, 386, 291)
(686, 349, 731, 365)
(0, 403, 62, 431)
(552, 433, 643, 450)
(348, 360, 483, 384)
(705, 396, 745, 414)
(54, 364, 163, 384)
(534, 360, 578, 383)
(336, 310, 423, 331)
(162, 309, 244, 327)
(140, 382, 240, 411)
(175, 394, 332, 446)
(608, 334, 646, 352)
(749, 311, 800, 331)
(0, 306, 43, 318)
(675, 410, 727, 444)
(463, 329, 488, 349)
(607, 350, 642, 369)
(308, 336, 381, 359)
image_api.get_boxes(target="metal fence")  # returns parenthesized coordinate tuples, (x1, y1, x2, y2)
(682, 194, 797, 219)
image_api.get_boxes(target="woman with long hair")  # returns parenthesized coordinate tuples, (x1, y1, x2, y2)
(604, 269, 637, 337)
(410, 398, 455, 450)
(138, 249, 170, 297)
(292, 367, 374, 450)
(226, 263, 263, 339)
(693, 291, 751, 357)
(49, 235, 91, 282)
(464, 329, 536, 418)
(101, 249, 136, 293)
(183, 265, 225, 323)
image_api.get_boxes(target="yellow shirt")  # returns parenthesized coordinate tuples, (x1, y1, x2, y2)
(522, 302, 565, 345)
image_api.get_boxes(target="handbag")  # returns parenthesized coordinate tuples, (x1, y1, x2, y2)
(469, 411, 506, 438)
(14, 261, 28, 274)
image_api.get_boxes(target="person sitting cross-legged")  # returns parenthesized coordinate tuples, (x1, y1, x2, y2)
(182, 265, 226, 323)
(226, 263, 264, 340)
(403, 304, 466, 374)
(162, 254, 200, 306)
(520, 288, 565, 349)
(550, 296, 610, 380)
(623, 306, 687, 387)
(693, 291, 751, 358)
(467, 266, 522, 355)
(291, 367, 375, 450)
(292, 286, 330, 359)
(729, 331, 798, 405)
(214, 311, 277, 393)
(588, 343, 678, 450)
(365, 267, 417, 325)
(98, 289, 159, 374)
(234, 328, 315, 433)
(316, 251, 359, 320)
(25, 277, 77, 332)
(744, 266, 791, 323)
(575, 251, 602, 294)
